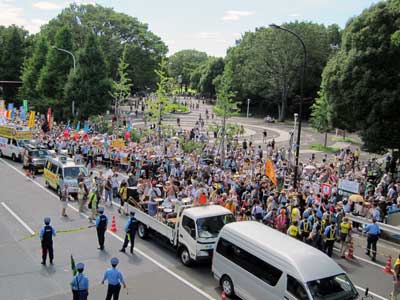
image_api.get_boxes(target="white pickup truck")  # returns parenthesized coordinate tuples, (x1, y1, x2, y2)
(132, 204, 235, 266)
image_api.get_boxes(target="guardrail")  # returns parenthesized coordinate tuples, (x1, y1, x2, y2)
(347, 215, 400, 237)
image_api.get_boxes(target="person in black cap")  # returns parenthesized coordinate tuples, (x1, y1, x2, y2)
(95, 207, 108, 250)
(71, 262, 89, 300)
(120, 211, 138, 254)
(39, 217, 56, 265)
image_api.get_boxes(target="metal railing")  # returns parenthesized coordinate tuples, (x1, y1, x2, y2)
(347, 214, 400, 237)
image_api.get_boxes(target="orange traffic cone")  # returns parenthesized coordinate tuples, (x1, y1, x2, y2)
(346, 242, 354, 259)
(382, 256, 392, 274)
(221, 291, 226, 300)
(110, 216, 117, 232)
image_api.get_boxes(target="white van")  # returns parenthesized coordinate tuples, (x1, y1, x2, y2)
(212, 221, 359, 300)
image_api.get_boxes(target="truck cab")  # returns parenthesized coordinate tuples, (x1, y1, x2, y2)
(134, 204, 235, 266)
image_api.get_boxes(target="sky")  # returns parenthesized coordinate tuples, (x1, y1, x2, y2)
(0, 0, 381, 57)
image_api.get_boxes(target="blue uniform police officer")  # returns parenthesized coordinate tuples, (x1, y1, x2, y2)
(40, 217, 56, 265)
(102, 257, 126, 300)
(96, 207, 108, 250)
(71, 262, 89, 300)
(119, 211, 138, 254)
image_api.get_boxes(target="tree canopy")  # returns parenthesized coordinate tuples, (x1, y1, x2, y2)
(320, 0, 400, 152)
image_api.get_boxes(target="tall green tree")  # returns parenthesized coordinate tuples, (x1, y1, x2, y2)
(0, 25, 29, 102)
(213, 69, 238, 164)
(168, 50, 208, 89)
(64, 33, 111, 119)
(310, 91, 332, 147)
(110, 46, 132, 128)
(198, 57, 225, 98)
(321, 0, 400, 152)
(36, 26, 74, 118)
(20, 36, 49, 101)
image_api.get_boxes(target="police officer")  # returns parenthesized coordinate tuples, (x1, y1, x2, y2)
(365, 218, 381, 262)
(102, 257, 127, 300)
(40, 217, 56, 265)
(119, 211, 138, 254)
(324, 220, 337, 257)
(71, 262, 89, 300)
(299, 217, 311, 243)
(96, 207, 108, 250)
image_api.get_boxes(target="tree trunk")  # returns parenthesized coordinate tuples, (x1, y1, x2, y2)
(221, 116, 226, 167)
(278, 86, 288, 122)
(324, 132, 328, 148)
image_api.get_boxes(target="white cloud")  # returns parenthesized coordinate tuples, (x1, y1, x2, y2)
(198, 32, 220, 39)
(221, 10, 255, 21)
(0, 1, 45, 33)
(33, 1, 62, 10)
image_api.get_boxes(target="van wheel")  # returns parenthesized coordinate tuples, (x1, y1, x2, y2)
(179, 246, 193, 267)
(45, 180, 49, 188)
(11, 153, 16, 161)
(0, 150, 3, 157)
(221, 275, 235, 298)
(56, 186, 61, 197)
(138, 223, 148, 239)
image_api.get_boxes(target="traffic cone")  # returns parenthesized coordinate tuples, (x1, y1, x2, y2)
(221, 291, 226, 300)
(382, 256, 392, 274)
(110, 216, 117, 232)
(346, 242, 354, 259)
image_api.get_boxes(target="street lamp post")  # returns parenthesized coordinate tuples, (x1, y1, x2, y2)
(52, 46, 76, 116)
(270, 24, 307, 190)
(247, 98, 250, 118)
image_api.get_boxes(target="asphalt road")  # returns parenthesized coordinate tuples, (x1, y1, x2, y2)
(0, 157, 395, 300)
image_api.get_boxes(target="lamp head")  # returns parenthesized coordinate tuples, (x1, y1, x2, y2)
(269, 24, 280, 29)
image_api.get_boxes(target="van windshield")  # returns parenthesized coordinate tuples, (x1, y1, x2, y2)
(31, 150, 48, 158)
(197, 214, 235, 238)
(307, 274, 358, 300)
(63, 167, 87, 179)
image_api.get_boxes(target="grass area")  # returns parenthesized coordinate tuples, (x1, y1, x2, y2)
(309, 143, 340, 153)
(332, 136, 361, 145)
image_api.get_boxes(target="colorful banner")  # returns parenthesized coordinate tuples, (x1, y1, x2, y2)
(76, 121, 80, 131)
(111, 139, 125, 148)
(83, 121, 89, 133)
(23, 100, 28, 112)
(20, 106, 26, 121)
(46, 107, 51, 124)
(265, 159, 277, 186)
(28, 111, 35, 128)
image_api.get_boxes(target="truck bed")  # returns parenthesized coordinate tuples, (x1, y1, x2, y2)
(132, 207, 176, 242)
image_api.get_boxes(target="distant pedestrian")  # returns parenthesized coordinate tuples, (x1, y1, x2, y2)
(120, 211, 138, 254)
(102, 257, 127, 300)
(339, 217, 352, 258)
(60, 184, 69, 217)
(71, 262, 89, 300)
(263, 129, 267, 143)
(88, 188, 98, 221)
(96, 207, 108, 250)
(365, 218, 380, 261)
(78, 182, 86, 212)
(40, 217, 56, 265)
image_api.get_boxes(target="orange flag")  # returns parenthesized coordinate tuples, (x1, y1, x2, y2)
(265, 159, 277, 185)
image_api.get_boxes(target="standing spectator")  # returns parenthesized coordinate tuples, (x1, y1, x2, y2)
(365, 218, 380, 262)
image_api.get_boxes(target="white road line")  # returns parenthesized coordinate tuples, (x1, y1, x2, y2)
(353, 285, 389, 300)
(0, 158, 217, 300)
(333, 247, 386, 269)
(1, 202, 35, 235)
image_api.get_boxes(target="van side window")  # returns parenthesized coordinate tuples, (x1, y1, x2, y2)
(216, 238, 282, 286)
(12, 139, 17, 146)
(50, 163, 58, 174)
(287, 275, 309, 300)
(182, 216, 196, 239)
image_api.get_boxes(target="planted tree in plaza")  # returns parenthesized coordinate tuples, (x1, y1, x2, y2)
(145, 58, 173, 128)
(213, 69, 238, 164)
(64, 33, 111, 118)
(320, 0, 400, 152)
(310, 91, 332, 147)
(110, 46, 133, 129)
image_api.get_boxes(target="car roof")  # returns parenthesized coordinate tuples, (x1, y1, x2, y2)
(222, 221, 344, 282)
(185, 205, 232, 219)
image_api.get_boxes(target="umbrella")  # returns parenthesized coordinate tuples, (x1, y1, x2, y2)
(349, 194, 364, 203)
(304, 165, 316, 170)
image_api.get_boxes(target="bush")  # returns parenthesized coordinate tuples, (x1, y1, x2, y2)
(181, 139, 205, 154)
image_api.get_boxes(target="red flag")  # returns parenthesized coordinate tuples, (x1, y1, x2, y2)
(46, 107, 51, 124)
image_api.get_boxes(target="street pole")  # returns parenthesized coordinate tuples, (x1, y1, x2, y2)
(270, 24, 307, 190)
(52, 46, 76, 116)
(247, 98, 250, 118)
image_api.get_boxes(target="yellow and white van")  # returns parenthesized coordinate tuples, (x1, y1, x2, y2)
(44, 156, 90, 197)
(0, 125, 32, 161)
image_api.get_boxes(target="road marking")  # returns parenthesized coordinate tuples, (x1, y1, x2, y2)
(1, 202, 35, 235)
(353, 285, 389, 300)
(333, 247, 387, 269)
(0, 158, 217, 300)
